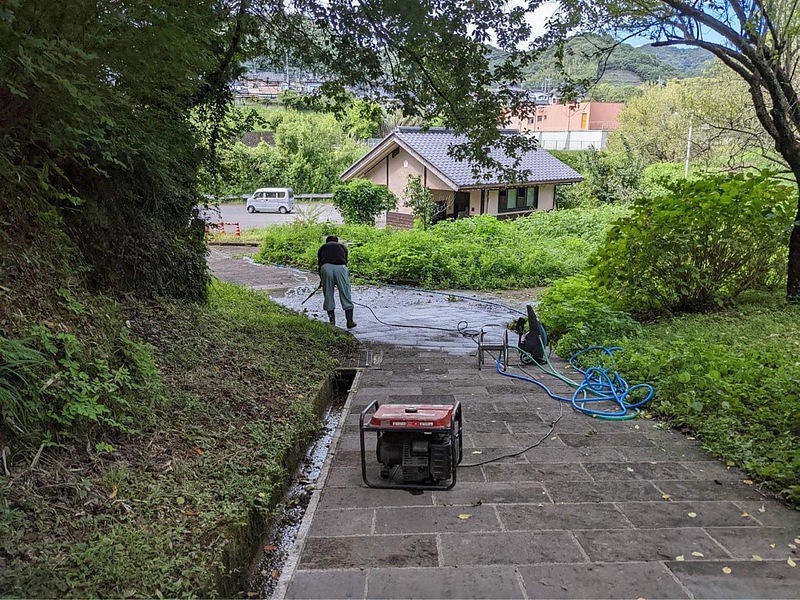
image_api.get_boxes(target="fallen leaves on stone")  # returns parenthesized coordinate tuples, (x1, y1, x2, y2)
(752, 555, 763, 561)
(722, 566, 732, 574)
(789, 558, 797, 568)
(691, 552, 704, 557)
(457, 513, 472, 520)
(687, 512, 697, 518)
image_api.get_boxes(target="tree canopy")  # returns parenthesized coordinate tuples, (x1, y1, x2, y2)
(552, 0, 800, 298)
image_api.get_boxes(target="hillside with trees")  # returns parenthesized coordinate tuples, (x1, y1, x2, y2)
(489, 33, 713, 91)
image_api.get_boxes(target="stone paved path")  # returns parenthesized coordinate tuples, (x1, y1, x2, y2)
(208, 247, 800, 599)
(279, 348, 799, 599)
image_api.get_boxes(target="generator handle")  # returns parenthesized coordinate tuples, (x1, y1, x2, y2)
(452, 401, 463, 467)
(359, 400, 380, 488)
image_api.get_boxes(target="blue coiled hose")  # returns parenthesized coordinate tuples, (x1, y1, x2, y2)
(496, 345, 654, 420)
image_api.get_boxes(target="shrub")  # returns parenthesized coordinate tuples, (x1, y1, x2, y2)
(403, 175, 440, 229)
(331, 179, 398, 225)
(593, 171, 793, 317)
(256, 206, 627, 289)
(615, 303, 800, 503)
(537, 274, 642, 356)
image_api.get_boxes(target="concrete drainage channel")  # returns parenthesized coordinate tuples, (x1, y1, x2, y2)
(248, 368, 360, 599)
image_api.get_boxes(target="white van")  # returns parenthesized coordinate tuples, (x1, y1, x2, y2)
(246, 188, 294, 214)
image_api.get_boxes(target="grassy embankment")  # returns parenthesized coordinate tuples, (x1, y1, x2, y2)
(1, 281, 357, 597)
(249, 206, 799, 504)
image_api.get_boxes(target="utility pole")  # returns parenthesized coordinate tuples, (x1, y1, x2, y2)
(684, 115, 694, 178)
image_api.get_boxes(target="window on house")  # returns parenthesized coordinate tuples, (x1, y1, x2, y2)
(537, 115, 543, 122)
(498, 186, 539, 212)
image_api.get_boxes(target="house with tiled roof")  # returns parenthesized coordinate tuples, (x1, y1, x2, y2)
(340, 127, 582, 227)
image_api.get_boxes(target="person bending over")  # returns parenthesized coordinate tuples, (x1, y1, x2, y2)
(317, 235, 356, 328)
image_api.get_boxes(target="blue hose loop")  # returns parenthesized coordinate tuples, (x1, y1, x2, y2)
(495, 344, 654, 420)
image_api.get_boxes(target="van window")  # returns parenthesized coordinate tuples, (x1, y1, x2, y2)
(266, 192, 278, 199)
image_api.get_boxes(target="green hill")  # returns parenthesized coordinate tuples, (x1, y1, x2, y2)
(489, 33, 712, 90)
(636, 44, 714, 76)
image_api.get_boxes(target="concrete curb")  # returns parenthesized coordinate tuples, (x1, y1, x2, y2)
(272, 367, 366, 599)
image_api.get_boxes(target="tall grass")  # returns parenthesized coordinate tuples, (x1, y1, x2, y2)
(256, 206, 629, 289)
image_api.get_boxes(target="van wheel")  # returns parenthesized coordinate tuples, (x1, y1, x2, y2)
(278, 206, 288, 214)
(247, 206, 256, 213)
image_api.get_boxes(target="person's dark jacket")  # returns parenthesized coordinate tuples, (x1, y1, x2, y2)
(317, 241, 348, 271)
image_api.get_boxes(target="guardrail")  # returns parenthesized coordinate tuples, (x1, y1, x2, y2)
(205, 221, 241, 238)
(203, 193, 333, 202)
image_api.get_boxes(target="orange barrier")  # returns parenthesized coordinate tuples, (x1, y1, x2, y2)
(205, 222, 241, 238)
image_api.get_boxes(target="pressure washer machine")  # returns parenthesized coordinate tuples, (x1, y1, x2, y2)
(359, 401, 462, 490)
(516, 304, 548, 364)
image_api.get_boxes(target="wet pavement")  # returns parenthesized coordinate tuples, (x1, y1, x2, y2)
(208, 245, 531, 354)
(208, 245, 800, 600)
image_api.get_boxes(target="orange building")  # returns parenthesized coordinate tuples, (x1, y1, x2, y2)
(508, 102, 624, 133)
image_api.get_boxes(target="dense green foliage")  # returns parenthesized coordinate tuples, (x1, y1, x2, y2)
(331, 179, 398, 225)
(616, 302, 800, 503)
(541, 288, 800, 503)
(594, 172, 793, 316)
(208, 109, 366, 195)
(550, 149, 645, 208)
(403, 175, 439, 229)
(0, 0, 236, 301)
(0, 282, 356, 597)
(256, 206, 628, 288)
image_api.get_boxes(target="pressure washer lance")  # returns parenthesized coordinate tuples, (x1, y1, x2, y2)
(300, 283, 322, 306)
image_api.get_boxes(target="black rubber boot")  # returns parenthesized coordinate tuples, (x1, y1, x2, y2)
(345, 309, 357, 329)
(327, 311, 336, 325)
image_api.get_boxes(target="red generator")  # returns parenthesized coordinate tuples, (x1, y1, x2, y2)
(359, 400, 462, 490)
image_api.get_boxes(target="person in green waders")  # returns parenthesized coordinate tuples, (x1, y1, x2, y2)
(317, 235, 356, 328)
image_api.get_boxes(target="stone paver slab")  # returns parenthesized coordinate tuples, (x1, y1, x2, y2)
(308, 508, 375, 537)
(559, 433, 656, 448)
(617, 501, 755, 529)
(573, 528, 730, 562)
(365, 566, 524, 599)
(734, 501, 800, 528)
(497, 502, 633, 531)
(545, 480, 663, 503)
(439, 531, 586, 566)
(704, 527, 800, 559)
(666, 560, 800, 599)
(298, 535, 438, 570)
(482, 462, 592, 482)
(286, 570, 366, 599)
(317, 487, 433, 510)
(432, 481, 550, 506)
(373, 505, 501, 534)
(518, 562, 690, 599)
(657, 480, 765, 502)
(584, 461, 699, 481)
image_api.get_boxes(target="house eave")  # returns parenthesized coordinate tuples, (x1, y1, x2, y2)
(458, 177, 583, 190)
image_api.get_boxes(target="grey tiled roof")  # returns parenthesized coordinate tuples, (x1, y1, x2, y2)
(395, 127, 583, 187)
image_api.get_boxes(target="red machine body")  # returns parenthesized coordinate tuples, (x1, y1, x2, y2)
(360, 401, 463, 490)
(368, 404, 456, 429)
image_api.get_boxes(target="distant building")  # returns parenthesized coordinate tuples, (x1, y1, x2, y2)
(341, 127, 582, 228)
(507, 102, 624, 150)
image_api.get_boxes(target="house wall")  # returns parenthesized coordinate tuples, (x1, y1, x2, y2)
(508, 102, 623, 133)
(531, 130, 609, 150)
(587, 103, 624, 130)
(361, 148, 452, 214)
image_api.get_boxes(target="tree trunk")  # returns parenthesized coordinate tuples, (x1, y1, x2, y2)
(789, 190, 800, 301)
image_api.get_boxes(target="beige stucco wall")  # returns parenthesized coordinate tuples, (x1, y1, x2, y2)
(360, 147, 453, 214)
(469, 190, 481, 216)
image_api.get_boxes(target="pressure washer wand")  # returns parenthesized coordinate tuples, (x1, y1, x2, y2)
(300, 283, 322, 306)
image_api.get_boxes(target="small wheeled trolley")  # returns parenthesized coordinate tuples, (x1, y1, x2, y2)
(359, 401, 463, 490)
